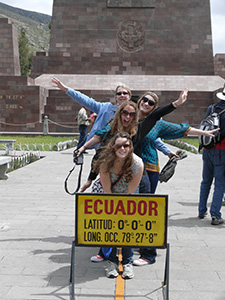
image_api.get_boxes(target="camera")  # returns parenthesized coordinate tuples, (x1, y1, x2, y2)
(73, 150, 83, 165)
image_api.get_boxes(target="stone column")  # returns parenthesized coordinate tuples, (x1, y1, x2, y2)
(0, 18, 20, 76)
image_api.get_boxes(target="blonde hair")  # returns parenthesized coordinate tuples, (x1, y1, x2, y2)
(115, 84, 132, 99)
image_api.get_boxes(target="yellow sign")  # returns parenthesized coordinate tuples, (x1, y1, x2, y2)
(75, 193, 168, 248)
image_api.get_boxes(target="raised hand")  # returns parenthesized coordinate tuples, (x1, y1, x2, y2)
(52, 77, 69, 92)
(173, 88, 189, 107)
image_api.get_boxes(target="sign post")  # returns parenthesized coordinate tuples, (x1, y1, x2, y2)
(70, 193, 169, 299)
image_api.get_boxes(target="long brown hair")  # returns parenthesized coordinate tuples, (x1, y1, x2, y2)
(110, 101, 138, 137)
(93, 132, 134, 182)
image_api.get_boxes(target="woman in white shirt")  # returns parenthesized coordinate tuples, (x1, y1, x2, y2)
(92, 132, 144, 279)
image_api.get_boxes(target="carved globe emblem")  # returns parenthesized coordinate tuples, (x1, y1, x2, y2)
(117, 21, 144, 52)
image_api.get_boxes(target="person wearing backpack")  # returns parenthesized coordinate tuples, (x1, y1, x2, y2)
(198, 85, 225, 225)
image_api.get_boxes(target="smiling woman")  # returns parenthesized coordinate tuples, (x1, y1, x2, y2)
(93, 132, 143, 194)
(91, 132, 144, 279)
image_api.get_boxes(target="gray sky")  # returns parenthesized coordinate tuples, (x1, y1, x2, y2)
(0, 0, 224, 55)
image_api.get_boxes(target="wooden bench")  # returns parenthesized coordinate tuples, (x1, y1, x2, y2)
(0, 156, 12, 179)
(0, 139, 16, 155)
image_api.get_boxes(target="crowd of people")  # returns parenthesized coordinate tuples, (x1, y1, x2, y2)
(52, 77, 224, 279)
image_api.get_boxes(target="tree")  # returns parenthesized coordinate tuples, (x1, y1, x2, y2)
(18, 28, 33, 76)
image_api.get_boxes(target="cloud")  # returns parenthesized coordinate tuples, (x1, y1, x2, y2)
(210, 0, 225, 54)
(0, 0, 53, 15)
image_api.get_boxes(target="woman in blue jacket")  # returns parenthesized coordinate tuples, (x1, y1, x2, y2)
(52, 77, 132, 147)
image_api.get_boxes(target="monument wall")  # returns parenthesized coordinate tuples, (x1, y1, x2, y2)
(1, 1, 225, 134)
(0, 18, 20, 76)
(214, 54, 225, 79)
(0, 18, 50, 133)
(0, 76, 48, 133)
(38, 0, 214, 76)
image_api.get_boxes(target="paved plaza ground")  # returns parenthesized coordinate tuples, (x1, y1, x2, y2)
(0, 145, 225, 300)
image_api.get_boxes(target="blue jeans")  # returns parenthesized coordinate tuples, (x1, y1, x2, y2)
(139, 248, 157, 263)
(77, 125, 88, 149)
(139, 170, 151, 193)
(199, 149, 225, 219)
(147, 171, 160, 194)
(138, 169, 157, 262)
(108, 247, 133, 265)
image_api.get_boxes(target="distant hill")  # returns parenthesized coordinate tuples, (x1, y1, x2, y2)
(0, 1, 51, 53)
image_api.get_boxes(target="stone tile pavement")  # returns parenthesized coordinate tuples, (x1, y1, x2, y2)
(0, 146, 224, 300)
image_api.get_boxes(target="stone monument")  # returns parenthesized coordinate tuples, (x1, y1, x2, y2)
(0, 18, 20, 76)
(43, 0, 214, 76)
(0, 17, 48, 133)
(1, 1, 225, 134)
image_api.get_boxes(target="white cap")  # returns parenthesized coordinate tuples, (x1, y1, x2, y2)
(216, 84, 225, 100)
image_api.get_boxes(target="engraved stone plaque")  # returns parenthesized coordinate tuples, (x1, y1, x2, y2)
(117, 21, 145, 52)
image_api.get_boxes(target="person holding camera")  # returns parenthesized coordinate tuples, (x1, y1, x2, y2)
(76, 106, 90, 150)
(52, 77, 132, 191)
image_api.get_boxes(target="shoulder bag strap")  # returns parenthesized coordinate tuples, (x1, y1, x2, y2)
(218, 108, 225, 115)
(111, 173, 123, 188)
(99, 173, 124, 188)
(64, 164, 83, 195)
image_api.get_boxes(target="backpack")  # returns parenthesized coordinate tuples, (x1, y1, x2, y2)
(198, 104, 225, 150)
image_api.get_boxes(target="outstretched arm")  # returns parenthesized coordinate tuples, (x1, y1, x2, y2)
(155, 138, 171, 156)
(139, 89, 189, 142)
(127, 163, 144, 193)
(187, 127, 220, 137)
(172, 88, 188, 108)
(77, 135, 101, 155)
(52, 77, 69, 92)
(99, 164, 112, 193)
(80, 180, 92, 192)
(155, 138, 179, 158)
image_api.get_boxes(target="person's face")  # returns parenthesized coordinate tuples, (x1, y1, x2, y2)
(139, 95, 156, 115)
(120, 105, 136, 128)
(116, 87, 130, 105)
(114, 137, 130, 159)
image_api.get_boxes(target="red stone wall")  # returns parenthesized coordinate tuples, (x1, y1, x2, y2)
(42, 0, 214, 76)
(214, 54, 225, 79)
(158, 91, 214, 127)
(0, 76, 46, 132)
(30, 52, 49, 79)
(0, 18, 20, 76)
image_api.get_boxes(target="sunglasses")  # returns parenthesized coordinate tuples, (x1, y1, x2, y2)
(116, 91, 129, 96)
(142, 97, 155, 106)
(114, 143, 130, 150)
(122, 109, 135, 118)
